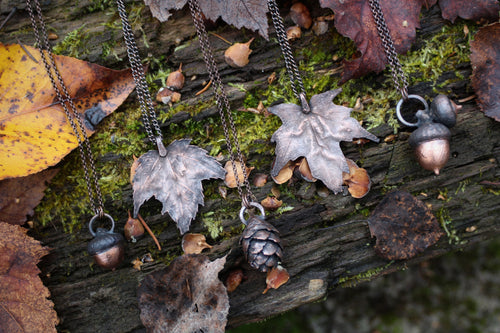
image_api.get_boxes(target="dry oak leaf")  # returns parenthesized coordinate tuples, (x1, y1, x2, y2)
(319, 0, 431, 83)
(0, 43, 135, 180)
(138, 254, 229, 333)
(144, 0, 269, 38)
(0, 168, 58, 225)
(368, 191, 443, 260)
(0, 222, 58, 332)
(470, 22, 500, 122)
(132, 139, 225, 234)
(268, 89, 379, 193)
(439, 0, 499, 23)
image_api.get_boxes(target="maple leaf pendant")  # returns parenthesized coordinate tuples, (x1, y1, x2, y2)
(269, 89, 379, 193)
(132, 139, 225, 234)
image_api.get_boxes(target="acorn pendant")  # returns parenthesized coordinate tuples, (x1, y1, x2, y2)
(87, 214, 125, 269)
(397, 94, 460, 175)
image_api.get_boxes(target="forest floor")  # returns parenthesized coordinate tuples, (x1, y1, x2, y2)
(230, 238, 500, 333)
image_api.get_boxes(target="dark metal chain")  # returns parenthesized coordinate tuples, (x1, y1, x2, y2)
(26, 0, 104, 216)
(115, 0, 165, 153)
(267, 0, 310, 113)
(188, 0, 255, 207)
(368, 0, 409, 100)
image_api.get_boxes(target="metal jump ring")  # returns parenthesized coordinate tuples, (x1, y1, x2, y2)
(239, 202, 266, 225)
(88, 213, 115, 237)
(396, 94, 429, 127)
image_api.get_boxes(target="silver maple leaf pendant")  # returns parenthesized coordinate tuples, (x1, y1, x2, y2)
(268, 88, 379, 193)
(131, 139, 225, 234)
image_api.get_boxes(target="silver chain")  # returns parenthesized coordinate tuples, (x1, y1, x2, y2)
(267, 0, 310, 113)
(368, 0, 409, 100)
(188, 0, 255, 207)
(116, 0, 164, 151)
(26, 0, 105, 216)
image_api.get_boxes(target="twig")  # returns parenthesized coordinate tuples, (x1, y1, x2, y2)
(137, 214, 162, 251)
(195, 79, 212, 96)
(458, 95, 476, 103)
(17, 38, 39, 63)
(0, 7, 16, 31)
(209, 32, 232, 45)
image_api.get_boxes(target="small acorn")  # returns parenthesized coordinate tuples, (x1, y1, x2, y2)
(430, 94, 460, 128)
(88, 228, 125, 270)
(124, 210, 145, 242)
(224, 38, 254, 68)
(290, 2, 312, 29)
(166, 63, 185, 90)
(409, 122, 451, 175)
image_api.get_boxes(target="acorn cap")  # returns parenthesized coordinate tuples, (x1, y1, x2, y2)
(409, 122, 451, 148)
(88, 228, 125, 256)
(430, 94, 460, 128)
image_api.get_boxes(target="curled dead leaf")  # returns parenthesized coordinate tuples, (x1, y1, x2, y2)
(224, 160, 254, 188)
(263, 265, 290, 294)
(297, 158, 316, 182)
(342, 159, 371, 198)
(290, 2, 312, 29)
(182, 233, 213, 254)
(253, 173, 268, 187)
(166, 63, 185, 90)
(286, 25, 302, 40)
(261, 196, 283, 211)
(224, 38, 254, 68)
(271, 160, 295, 184)
(225, 268, 246, 292)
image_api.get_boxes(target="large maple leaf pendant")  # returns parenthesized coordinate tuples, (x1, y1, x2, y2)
(268, 89, 379, 193)
(132, 139, 225, 234)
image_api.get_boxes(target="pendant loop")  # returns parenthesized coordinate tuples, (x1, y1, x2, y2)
(156, 136, 167, 157)
(239, 202, 266, 225)
(89, 213, 115, 237)
(396, 94, 429, 127)
(299, 93, 311, 114)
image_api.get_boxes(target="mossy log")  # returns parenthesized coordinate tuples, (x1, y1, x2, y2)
(1, 1, 499, 332)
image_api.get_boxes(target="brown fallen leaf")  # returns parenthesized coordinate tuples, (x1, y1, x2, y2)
(182, 233, 213, 254)
(368, 191, 443, 260)
(144, 0, 269, 38)
(319, 0, 432, 83)
(261, 196, 283, 211)
(0, 222, 58, 332)
(0, 168, 58, 225)
(138, 254, 229, 333)
(470, 22, 500, 122)
(263, 264, 290, 294)
(439, 0, 499, 23)
(0, 43, 135, 179)
(342, 159, 371, 199)
(225, 268, 246, 292)
(224, 160, 254, 188)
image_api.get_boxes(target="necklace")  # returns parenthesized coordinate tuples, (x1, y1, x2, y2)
(266, 0, 379, 195)
(188, 0, 283, 272)
(116, 0, 226, 235)
(26, 0, 125, 269)
(369, 0, 460, 175)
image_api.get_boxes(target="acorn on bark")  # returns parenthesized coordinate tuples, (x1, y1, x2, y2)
(240, 215, 283, 272)
(409, 122, 451, 175)
(88, 228, 125, 270)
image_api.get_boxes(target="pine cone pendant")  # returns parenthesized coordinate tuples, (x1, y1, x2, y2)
(240, 215, 283, 272)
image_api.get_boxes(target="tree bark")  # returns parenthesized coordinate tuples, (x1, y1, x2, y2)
(1, 1, 499, 332)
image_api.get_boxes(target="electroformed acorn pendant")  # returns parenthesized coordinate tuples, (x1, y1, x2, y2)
(397, 94, 460, 175)
(240, 203, 283, 272)
(87, 214, 125, 269)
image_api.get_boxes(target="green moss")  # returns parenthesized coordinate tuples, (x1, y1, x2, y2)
(53, 25, 91, 58)
(338, 261, 394, 287)
(436, 207, 463, 245)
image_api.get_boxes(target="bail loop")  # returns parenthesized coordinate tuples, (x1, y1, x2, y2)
(299, 93, 311, 114)
(239, 202, 266, 225)
(89, 213, 115, 237)
(396, 94, 429, 127)
(156, 136, 167, 157)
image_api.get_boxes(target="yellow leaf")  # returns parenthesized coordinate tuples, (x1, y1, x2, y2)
(0, 43, 135, 179)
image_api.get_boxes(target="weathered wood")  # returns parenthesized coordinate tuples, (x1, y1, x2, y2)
(1, 1, 499, 332)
